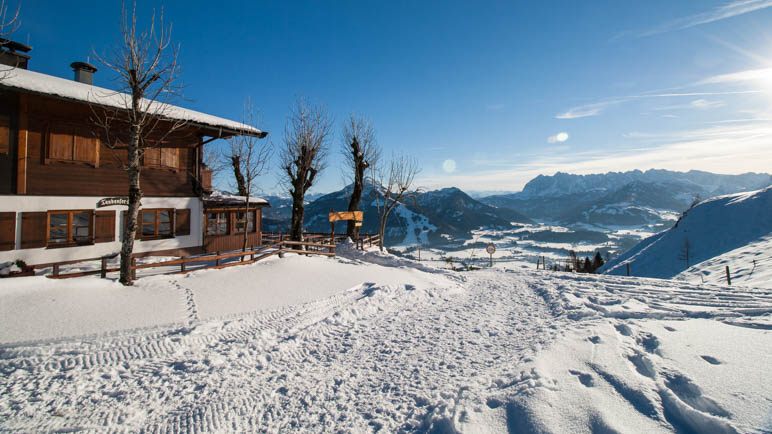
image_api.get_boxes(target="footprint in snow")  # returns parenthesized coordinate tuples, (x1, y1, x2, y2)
(700, 355, 721, 365)
(569, 370, 595, 387)
(588, 335, 601, 344)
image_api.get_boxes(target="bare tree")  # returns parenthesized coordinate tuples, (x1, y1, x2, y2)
(0, 0, 21, 79)
(279, 99, 332, 242)
(91, 1, 184, 285)
(341, 115, 380, 240)
(372, 153, 419, 251)
(226, 100, 271, 250)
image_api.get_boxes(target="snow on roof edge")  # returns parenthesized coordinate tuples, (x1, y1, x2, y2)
(0, 67, 266, 137)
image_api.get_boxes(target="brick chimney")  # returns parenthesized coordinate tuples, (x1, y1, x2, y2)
(70, 61, 97, 85)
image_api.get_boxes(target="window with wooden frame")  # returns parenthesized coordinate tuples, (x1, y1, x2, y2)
(47, 210, 93, 247)
(0, 114, 10, 155)
(143, 147, 180, 170)
(234, 210, 256, 234)
(139, 209, 173, 240)
(47, 125, 100, 165)
(206, 211, 228, 236)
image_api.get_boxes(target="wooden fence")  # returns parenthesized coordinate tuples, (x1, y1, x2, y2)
(47, 239, 335, 280)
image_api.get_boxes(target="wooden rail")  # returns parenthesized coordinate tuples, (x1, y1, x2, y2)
(45, 239, 341, 280)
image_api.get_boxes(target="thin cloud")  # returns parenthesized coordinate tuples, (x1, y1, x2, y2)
(556, 90, 760, 119)
(556, 100, 622, 119)
(638, 0, 772, 37)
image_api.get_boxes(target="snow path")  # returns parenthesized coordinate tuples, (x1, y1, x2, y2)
(1, 257, 770, 432)
(0, 271, 557, 432)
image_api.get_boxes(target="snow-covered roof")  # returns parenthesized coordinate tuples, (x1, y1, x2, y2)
(0, 67, 266, 138)
(204, 190, 270, 207)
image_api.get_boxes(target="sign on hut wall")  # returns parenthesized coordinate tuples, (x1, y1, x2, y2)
(97, 197, 137, 208)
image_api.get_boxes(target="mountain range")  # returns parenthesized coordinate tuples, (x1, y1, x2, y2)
(261, 169, 771, 246)
(481, 169, 771, 227)
(263, 184, 531, 245)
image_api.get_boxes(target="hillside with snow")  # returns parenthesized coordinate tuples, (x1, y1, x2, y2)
(676, 235, 772, 289)
(1, 245, 770, 432)
(602, 186, 772, 280)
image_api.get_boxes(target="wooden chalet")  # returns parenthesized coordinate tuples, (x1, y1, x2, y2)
(0, 41, 269, 267)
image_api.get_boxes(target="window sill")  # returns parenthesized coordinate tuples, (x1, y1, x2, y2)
(142, 166, 180, 172)
(45, 159, 98, 168)
(47, 241, 95, 249)
(139, 235, 175, 241)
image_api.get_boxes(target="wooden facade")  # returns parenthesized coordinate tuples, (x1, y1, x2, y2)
(0, 57, 268, 267)
(11, 94, 205, 197)
(203, 206, 265, 253)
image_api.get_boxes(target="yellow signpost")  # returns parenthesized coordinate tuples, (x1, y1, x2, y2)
(328, 211, 364, 242)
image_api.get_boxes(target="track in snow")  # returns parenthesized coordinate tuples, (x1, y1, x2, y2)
(1, 268, 770, 432)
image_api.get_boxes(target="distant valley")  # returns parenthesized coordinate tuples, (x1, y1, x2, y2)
(261, 169, 771, 264)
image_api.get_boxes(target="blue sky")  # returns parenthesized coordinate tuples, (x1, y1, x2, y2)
(14, 0, 772, 194)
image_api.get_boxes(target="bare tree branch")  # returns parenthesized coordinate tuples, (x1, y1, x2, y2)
(372, 153, 420, 251)
(0, 0, 21, 80)
(225, 99, 272, 250)
(341, 114, 380, 240)
(89, 1, 185, 285)
(279, 98, 332, 242)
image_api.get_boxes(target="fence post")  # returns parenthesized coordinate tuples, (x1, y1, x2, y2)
(536, 258, 540, 270)
(52, 263, 60, 277)
(181, 256, 186, 273)
(216, 251, 221, 267)
(626, 263, 630, 276)
(725, 265, 731, 286)
(251, 245, 255, 261)
(100, 257, 107, 279)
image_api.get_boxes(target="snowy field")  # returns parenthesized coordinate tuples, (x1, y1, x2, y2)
(1, 246, 770, 432)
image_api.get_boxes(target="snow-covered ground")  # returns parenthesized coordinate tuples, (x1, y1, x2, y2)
(1, 246, 770, 432)
(676, 235, 772, 289)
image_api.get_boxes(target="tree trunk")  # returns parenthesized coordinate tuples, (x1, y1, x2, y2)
(231, 155, 248, 196)
(346, 168, 364, 240)
(119, 125, 142, 285)
(290, 187, 305, 242)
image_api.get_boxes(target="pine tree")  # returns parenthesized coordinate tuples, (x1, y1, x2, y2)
(592, 251, 604, 272)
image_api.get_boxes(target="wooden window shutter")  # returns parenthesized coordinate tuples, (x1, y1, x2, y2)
(161, 148, 179, 169)
(20, 212, 46, 249)
(49, 130, 73, 160)
(121, 210, 128, 239)
(74, 134, 98, 164)
(0, 115, 10, 155)
(175, 208, 191, 236)
(144, 148, 161, 167)
(0, 212, 15, 251)
(94, 210, 115, 243)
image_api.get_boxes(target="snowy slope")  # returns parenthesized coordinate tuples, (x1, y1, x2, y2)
(1, 248, 771, 432)
(675, 235, 772, 289)
(602, 186, 772, 280)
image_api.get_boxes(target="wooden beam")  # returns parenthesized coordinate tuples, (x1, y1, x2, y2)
(16, 93, 28, 194)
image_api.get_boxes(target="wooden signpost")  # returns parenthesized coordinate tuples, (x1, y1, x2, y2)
(328, 210, 364, 244)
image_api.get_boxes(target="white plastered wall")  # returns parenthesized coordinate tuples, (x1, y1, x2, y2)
(0, 196, 203, 265)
